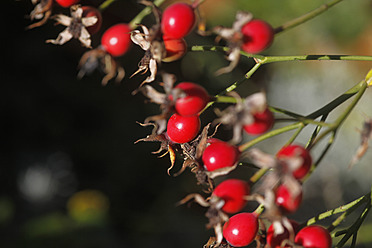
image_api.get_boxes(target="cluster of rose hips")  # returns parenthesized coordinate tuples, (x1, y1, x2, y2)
(27, 1, 333, 247)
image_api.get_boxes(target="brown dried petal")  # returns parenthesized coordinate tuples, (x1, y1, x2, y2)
(161, 72, 177, 95)
(82, 16, 98, 27)
(205, 163, 238, 179)
(141, 85, 167, 105)
(246, 148, 278, 169)
(46, 29, 73, 46)
(215, 47, 241, 76)
(232, 11, 253, 31)
(53, 13, 72, 27)
(244, 92, 268, 114)
(78, 27, 92, 48)
(177, 193, 210, 207)
(131, 29, 151, 51)
(349, 119, 372, 168)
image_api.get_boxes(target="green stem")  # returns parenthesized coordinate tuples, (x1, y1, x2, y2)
(335, 204, 371, 247)
(203, 62, 262, 111)
(239, 122, 303, 152)
(304, 192, 370, 227)
(310, 80, 367, 148)
(262, 54, 372, 64)
(190, 45, 372, 63)
(128, 0, 166, 30)
(274, 0, 345, 34)
(98, 0, 117, 11)
(250, 168, 270, 184)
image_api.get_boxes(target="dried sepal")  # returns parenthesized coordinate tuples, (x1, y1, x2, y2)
(129, 1, 167, 89)
(78, 47, 125, 85)
(134, 122, 179, 175)
(130, 24, 165, 88)
(26, 0, 53, 29)
(215, 92, 268, 144)
(349, 118, 372, 168)
(46, 5, 97, 48)
(246, 148, 303, 199)
(175, 123, 221, 190)
(245, 190, 295, 243)
(137, 73, 177, 134)
(203, 237, 233, 248)
(178, 191, 229, 247)
(212, 11, 253, 75)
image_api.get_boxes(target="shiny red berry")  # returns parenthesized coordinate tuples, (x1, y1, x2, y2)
(243, 108, 274, 135)
(162, 36, 187, 62)
(275, 184, 303, 213)
(55, 0, 80, 7)
(223, 212, 259, 247)
(172, 82, 210, 117)
(101, 24, 131, 57)
(161, 3, 196, 39)
(241, 19, 274, 54)
(166, 113, 201, 144)
(295, 225, 332, 248)
(277, 145, 312, 180)
(212, 179, 250, 214)
(81, 6, 102, 35)
(202, 140, 240, 172)
(266, 220, 300, 248)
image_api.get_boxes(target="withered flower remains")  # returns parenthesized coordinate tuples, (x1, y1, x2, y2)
(46, 5, 97, 48)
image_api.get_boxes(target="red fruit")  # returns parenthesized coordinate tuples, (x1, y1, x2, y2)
(243, 108, 274, 135)
(267, 220, 300, 248)
(295, 225, 332, 248)
(161, 3, 196, 39)
(162, 36, 187, 62)
(172, 82, 210, 117)
(101, 24, 131, 57)
(202, 140, 240, 172)
(277, 145, 312, 180)
(81, 6, 102, 35)
(223, 212, 259, 247)
(212, 179, 250, 214)
(166, 113, 200, 144)
(241, 19, 274, 54)
(275, 184, 302, 213)
(55, 0, 80, 8)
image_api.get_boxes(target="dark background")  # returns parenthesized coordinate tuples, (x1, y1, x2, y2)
(3, 0, 372, 247)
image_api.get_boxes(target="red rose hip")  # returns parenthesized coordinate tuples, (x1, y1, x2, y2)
(275, 184, 303, 213)
(212, 179, 250, 214)
(277, 145, 312, 180)
(266, 220, 300, 248)
(162, 36, 188, 62)
(172, 82, 210, 117)
(166, 113, 200, 144)
(241, 19, 274, 54)
(161, 3, 196, 39)
(243, 108, 274, 135)
(202, 140, 240, 172)
(55, 0, 80, 8)
(295, 225, 332, 248)
(223, 212, 259, 247)
(101, 23, 131, 57)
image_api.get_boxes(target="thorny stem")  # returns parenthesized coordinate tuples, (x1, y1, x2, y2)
(274, 0, 345, 34)
(128, 0, 166, 30)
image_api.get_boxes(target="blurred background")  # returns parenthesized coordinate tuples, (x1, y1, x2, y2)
(3, 0, 372, 247)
